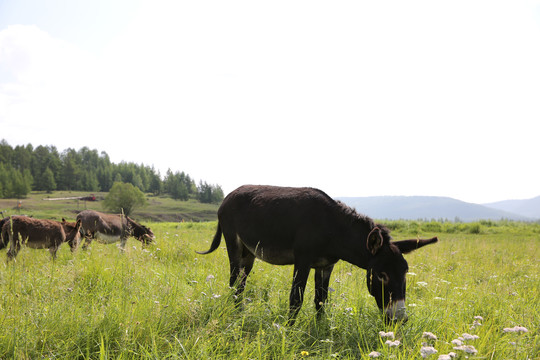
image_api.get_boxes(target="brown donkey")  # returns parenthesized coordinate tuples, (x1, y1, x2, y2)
(2, 216, 82, 260)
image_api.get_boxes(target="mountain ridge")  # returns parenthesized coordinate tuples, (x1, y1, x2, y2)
(336, 195, 538, 222)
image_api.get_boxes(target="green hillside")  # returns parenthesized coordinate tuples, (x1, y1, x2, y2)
(0, 191, 219, 222)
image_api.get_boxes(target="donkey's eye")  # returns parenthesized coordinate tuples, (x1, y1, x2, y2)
(377, 272, 390, 285)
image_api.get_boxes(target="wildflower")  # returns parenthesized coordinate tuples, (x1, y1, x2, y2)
(503, 325, 528, 333)
(385, 340, 401, 347)
(212, 294, 221, 299)
(461, 333, 479, 341)
(368, 351, 381, 358)
(407, 272, 417, 276)
(474, 316, 484, 321)
(421, 346, 438, 358)
(470, 319, 482, 329)
(451, 339, 462, 346)
(379, 331, 394, 339)
(206, 274, 215, 282)
(417, 281, 428, 287)
(320, 339, 334, 343)
(433, 297, 445, 301)
(422, 332, 437, 341)
(437, 353, 456, 360)
(453, 345, 477, 355)
(300, 350, 309, 356)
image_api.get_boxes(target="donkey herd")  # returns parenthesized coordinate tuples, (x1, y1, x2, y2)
(0, 209, 155, 260)
(0, 185, 438, 323)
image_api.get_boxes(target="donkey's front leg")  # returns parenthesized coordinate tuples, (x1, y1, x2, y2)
(6, 231, 20, 261)
(314, 264, 335, 315)
(288, 262, 311, 325)
(119, 235, 128, 251)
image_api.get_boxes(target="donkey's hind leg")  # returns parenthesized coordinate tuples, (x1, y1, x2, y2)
(82, 232, 93, 250)
(224, 232, 255, 304)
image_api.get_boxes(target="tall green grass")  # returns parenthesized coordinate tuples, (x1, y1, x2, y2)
(0, 222, 538, 359)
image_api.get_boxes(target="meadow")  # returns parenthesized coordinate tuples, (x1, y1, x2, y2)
(0, 220, 538, 359)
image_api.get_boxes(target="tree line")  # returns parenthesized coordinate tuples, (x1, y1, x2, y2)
(0, 140, 224, 203)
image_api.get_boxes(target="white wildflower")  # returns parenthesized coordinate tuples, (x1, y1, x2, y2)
(420, 346, 438, 358)
(434, 297, 445, 301)
(212, 294, 221, 299)
(461, 333, 479, 341)
(437, 353, 456, 360)
(407, 272, 417, 276)
(503, 325, 528, 333)
(408, 303, 417, 307)
(368, 351, 381, 358)
(379, 331, 394, 339)
(385, 340, 401, 347)
(470, 320, 482, 329)
(417, 281, 428, 287)
(206, 274, 215, 282)
(451, 339, 463, 346)
(422, 332, 438, 340)
(453, 345, 478, 355)
(474, 316, 484, 321)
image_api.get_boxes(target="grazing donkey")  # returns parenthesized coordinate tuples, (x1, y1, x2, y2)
(197, 185, 438, 323)
(76, 210, 154, 250)
(2, 216, 82, 260)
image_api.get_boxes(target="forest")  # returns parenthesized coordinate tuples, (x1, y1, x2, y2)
(0, 140, 223, 203)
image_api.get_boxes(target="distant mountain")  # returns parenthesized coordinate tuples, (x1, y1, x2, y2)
(483, 196, 540, 219)
(336, 196, 534, 222)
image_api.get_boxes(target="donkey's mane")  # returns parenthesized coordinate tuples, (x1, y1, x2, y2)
(335, 200, 375, 227)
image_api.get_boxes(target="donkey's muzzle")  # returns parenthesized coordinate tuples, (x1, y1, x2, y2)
(385, 300, 408, 323)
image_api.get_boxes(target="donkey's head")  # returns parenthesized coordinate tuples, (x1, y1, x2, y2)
(62, 218, 83, 251)
(365, 226, 438, 322)
(127, 217, 155, 245)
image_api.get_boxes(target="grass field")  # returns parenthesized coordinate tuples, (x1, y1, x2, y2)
(0, 221, 538, 359)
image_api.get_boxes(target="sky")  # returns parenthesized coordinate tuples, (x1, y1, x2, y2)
(1, 0, 539, 204)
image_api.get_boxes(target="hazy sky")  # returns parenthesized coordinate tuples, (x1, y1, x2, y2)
(1, 0, 539, 203)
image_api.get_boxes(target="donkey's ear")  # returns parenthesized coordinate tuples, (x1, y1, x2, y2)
(76, 218, 82, 229)
(367, 227, 384, 255)
(394, 237, 438, 254)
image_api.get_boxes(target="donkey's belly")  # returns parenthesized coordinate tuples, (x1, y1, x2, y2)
(25, 240, 53, 249)
(94, 232, 121, 244)
(241, 236, 295, 265)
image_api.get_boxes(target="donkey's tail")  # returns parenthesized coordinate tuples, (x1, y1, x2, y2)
(196, 222, 222, 255)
